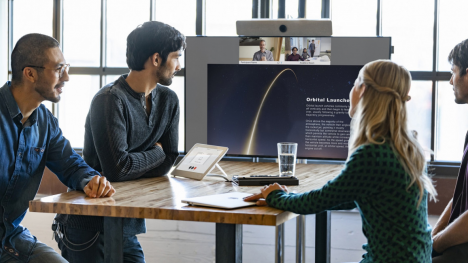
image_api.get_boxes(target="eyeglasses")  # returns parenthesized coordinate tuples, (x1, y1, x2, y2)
(22, 64, 70, 78)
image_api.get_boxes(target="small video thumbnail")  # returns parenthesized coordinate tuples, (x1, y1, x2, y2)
(239, 37, 332, 65)
(239, 37, 282, 62)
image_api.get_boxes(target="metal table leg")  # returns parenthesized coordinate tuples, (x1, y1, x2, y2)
(216, 223, 242, 263)
(296, 215, 306, 263)
(315, 211, 331, 263)
(104, 217, 123, 263)
(275, 223, 285, 263)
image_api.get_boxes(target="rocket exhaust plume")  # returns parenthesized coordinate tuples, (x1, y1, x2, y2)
(245, 68, 298, 155)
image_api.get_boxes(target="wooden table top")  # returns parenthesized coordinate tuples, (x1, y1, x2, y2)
(29, 161, 342, 226)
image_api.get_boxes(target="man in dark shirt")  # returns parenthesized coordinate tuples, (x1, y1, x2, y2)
(252, 40, 274, 61)
(0, 33, 115, 263)
(55, 21, 184, 263)
(432, 39, 468, 262)
(309, 40, 316, 57)
(286, 47, 304, 61)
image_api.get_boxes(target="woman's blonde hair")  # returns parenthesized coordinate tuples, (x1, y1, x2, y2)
(349, 60, 437, 206)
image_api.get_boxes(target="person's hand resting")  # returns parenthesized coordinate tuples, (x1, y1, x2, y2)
(243, 183, 288, 206)
(155, 142, 163, 150)
(83, 175, 116, 198)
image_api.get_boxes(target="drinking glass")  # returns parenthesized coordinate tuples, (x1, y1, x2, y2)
(277, 142, 298, 176)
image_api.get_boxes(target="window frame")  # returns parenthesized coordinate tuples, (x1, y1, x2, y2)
(7, 0, 459, 176)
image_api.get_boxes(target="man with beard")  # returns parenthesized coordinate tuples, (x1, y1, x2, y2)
(0, 34, 115, 263)
(252, 40, 274, 61)
(54, 21, 184, 262)
(432, 39, 468, 263)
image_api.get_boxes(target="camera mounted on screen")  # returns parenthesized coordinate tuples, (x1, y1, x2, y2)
(236, 19, 333, 36)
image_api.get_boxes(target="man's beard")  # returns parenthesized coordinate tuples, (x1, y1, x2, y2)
(156, 65, 173, 86)
(454, 91, 464, 104)
(454, 78, 468, 104)
(35, 79, 61, 103)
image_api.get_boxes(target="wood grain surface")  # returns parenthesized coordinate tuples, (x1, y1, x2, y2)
(29, 161, 343, 226)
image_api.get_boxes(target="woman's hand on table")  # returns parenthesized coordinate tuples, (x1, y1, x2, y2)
(84, 175, 116, 198)
(243, 183, 288, 206)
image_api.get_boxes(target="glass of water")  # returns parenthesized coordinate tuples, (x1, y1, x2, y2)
(277, 142, 298, 176)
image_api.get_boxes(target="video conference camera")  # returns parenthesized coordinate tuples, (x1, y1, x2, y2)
(236, 19, 333, 36)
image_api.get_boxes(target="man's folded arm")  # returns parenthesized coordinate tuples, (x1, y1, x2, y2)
(433, 210, 468, 253)
(90, 93, 168, 182)
(432, 199, 453, 237)
(142, 100, 180, 178)
(45, 113, 98, 190)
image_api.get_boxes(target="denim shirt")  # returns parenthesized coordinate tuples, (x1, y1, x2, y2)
(0, 82, 97, 262)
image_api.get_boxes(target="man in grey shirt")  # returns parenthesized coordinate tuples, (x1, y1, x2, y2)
(309, 40, 316, 57)
(253, 40, 274, 61)
(55, 21, 184, 262)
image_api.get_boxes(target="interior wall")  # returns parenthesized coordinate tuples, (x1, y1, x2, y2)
(302, 38, 309, 52)
(320, 37, 332, 52)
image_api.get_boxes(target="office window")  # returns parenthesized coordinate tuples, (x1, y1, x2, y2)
(8, 0, 456, 160)
(63, 0, 101, 67)
(105, 75, 121, 85)
(0, 0, 7, 82)
(437, 0, 468, 71)
(12, 0, 53, 44)
(435, 81, 468, 162)
(205, 0, 252, 36)
(106, 0, 150, 67)
(382, 0, 434, 71)
(305, 0, 322, 19)
(42, 101, 54, 113)
(331, 0, 376, 37)
(155, 0, 196, 37)
(285, 0, 299, 19)
(59, 75, 100, 148)
(406, 81, 432, 158)
(272, 0, 279, 18)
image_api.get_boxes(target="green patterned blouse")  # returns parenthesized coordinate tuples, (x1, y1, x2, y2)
(266, 143, 432, 263)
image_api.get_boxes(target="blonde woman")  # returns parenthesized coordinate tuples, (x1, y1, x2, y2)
(245, 60, 437, 262)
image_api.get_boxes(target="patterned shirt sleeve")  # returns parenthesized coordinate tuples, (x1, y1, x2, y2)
(266, 144, 387, 214)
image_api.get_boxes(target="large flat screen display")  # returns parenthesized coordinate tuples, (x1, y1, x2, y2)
(207, 64, 362, 160)
(185, 36, 391, 156)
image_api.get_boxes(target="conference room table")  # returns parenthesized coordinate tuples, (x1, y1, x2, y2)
(29, 161, 343, 263)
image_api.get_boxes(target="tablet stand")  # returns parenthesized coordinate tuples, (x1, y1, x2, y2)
(206, 163, 230, 182)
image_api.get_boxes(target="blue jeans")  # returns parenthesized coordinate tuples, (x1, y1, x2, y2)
(55, 226, 144, 263)
(0, 241, 67, 263)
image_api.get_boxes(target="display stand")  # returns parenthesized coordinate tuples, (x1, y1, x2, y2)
(206, 163, 230, 182)
(171, 144, 229, 181)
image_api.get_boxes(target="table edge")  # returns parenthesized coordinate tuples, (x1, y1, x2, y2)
(29, 200, 298, 226)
